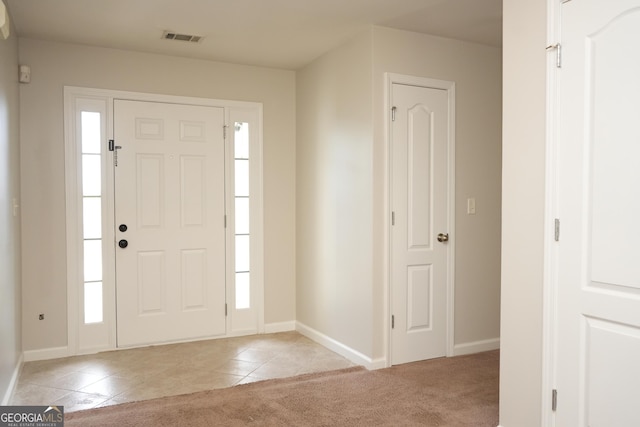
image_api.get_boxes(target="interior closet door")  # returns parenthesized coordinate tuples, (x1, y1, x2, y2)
(390, 82, 452, 365)
(555, 1, 640, 424)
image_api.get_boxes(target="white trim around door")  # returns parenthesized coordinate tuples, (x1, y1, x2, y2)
(64, 86, 264, 356)
(384, 73, 456, 366)
(541, 0, 561, 424)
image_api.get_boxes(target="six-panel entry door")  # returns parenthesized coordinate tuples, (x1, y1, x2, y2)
(113, 100, 226, 347)
(390, 83, 450, 365)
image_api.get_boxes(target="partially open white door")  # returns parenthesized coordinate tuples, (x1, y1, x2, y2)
(390, 80, 453, 365)
(114, 100, 226, 347)
(555, 1, 640, 425)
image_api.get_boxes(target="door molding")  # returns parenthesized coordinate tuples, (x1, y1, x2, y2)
(64, 86, 264, 356)
(542, 1, 562, 425)
(383, 73, 456, 366)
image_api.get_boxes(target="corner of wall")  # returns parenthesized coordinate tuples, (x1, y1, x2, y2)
(296, 322, 386, 370)
(295, 29, 375, 360)
(0, 8, 23, 406)
(500, 0, 548, 425)
(0, 354, 23, 405)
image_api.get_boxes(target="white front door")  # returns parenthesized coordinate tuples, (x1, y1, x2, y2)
(390, 81, 452, 365)
(114, 100, 226, 347)
(555, 1, 640, 425)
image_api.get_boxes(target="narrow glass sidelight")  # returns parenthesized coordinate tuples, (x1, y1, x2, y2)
(80, 111, 104, 324)
(234, 122, 250, 310)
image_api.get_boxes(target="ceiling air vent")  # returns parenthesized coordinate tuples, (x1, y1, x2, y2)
(162, 31, 203, 43)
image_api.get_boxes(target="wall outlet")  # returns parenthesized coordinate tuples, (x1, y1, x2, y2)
(38, 313, 44, 320)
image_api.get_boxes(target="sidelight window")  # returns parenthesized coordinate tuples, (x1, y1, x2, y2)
(234, 122, 251, 310)
(81, 111, 104, 324)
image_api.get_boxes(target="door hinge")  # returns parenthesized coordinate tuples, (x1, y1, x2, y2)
(554, 218, 560, 242)
(391, 211, 395, 226)
(546, 43, 562, 68)
(391, 315, 395, 329)
(552, 389, 558, 411)
(223, 125, 228, 139)
(224, 215, 227, 228)
(225, 303, 228, 316)
(391, 106, 397, 122)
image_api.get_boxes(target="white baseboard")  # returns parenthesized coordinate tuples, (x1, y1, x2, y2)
(22, 326, 298, 361)
(1, 353, 24, 405)
(264, 321, 296, 334)
(295, 322, 386, 370)
(452, 338, 500, 356)
(23, 346, 69, 362)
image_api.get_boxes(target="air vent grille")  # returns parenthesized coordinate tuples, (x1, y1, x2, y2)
(162, 31, 203, 43)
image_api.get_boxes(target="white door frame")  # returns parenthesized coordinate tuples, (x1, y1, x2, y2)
(542, 1, 562, 425)
(64, 86, 264, 356)
(384, 73, 456, 366)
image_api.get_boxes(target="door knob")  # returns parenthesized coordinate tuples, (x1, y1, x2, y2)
(119, 224, 128, 232)
(118, 239, 128, 249)
(437, 233, 449, 243)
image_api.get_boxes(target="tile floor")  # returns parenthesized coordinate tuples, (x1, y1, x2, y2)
(10, 331, 356, 412)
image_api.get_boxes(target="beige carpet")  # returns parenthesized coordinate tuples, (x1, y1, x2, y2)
(65, 350, 499, 426)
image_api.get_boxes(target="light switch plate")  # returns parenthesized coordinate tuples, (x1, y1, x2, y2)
(467, 198, 476, 215)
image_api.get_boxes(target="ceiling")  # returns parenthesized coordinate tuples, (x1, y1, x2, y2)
(5, 0, 502, 70)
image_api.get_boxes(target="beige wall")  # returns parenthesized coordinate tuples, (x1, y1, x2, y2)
(0, 10, 22, 401)
(499, 0, 547, 425)
(18, 26, 502, 367)
(296, 26, 502, 361)
(372, 27, 502, 358)
(296, 30, 374, 356)
(18, 38, 296, 351)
